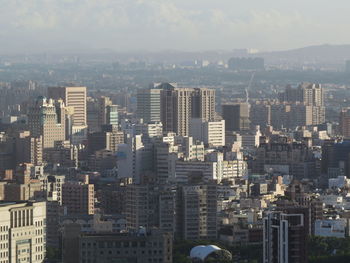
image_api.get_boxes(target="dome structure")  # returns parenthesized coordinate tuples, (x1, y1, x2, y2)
(190, 245, 232, 262)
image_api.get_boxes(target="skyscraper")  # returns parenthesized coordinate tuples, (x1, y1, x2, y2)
(161, 85, 193, 136)
(137, 88, 162, 123)
(62, 176, 95, 215)
(48, 86, 87, 126)
(191, 88, 216, 121)
(279, 83, 325, 125)
(190, 118, 225, 147)
(263, 209, 308, 263)
(340, 108, 350, 138)
(48, 86, 87, 144)
(15, 131, 43, 166)
(28, 97, 66, 148)
(161, 83, 216, 136)
(177, 184, 217, 240)
(222, 103, 250, 132)
(106, 104, 118, 125)
(250, 101, 271, 128)
(137, 83, 216, 136)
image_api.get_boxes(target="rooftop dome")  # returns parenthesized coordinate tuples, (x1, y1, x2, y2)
(190, 245, 221, 261)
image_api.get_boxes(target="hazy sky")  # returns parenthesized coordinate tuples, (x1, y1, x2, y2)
(1, 0, 349, 53)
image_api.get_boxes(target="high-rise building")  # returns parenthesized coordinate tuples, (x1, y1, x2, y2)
(15, 131, 43, 166)
(222, 103, 250, 132)
(290, 103, 313, 127)
(190, 118, 225, 147)
(137, 88, 162, 123)
(117, 135, 153, 183)
(340, 108, 350, 138)
(43, 141, 78, 168)
(106, 104, 118, 125)
(154, 141, 179, 184)
(87, 96, 119, 132)
(125, 184, 157, 230)
(191, 88, 216, 121)
(88, 128, 124, 154)
(160, 83, 194, 136)
(97, 96, 112, 127)
(176, 184, 217, 240)
(321, 140, 350, 178)
(278, 83, 325, 126)
(250, 101, 271, 128)
(47, 175, 66, 205)
(279, 83, 324, 106)
(125, 184, 177, 234)
(48, 86, 87, 144)
(138, 83, 216, 136)
(87, 97, 100, 133)
(253, 139, 315, 179)
(28, 97, 66, 148)
(263, 209, 308, 263)
(134, 121, 163, 139)
(0, 201, 46, 263)
(62, 176, 95, 215)
(270, 103, 291, 129)
(48, 86, 87, 126)
(300, 83, 324, 107)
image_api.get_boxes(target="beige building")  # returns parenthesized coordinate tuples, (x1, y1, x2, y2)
(0, 201, 46, 263)
(48, 86, 87, 126)
(278, 83, 325, 126)
(48, 86, 87, 144)
(190, 118, 225, 147)
(28, 98, 66, 149)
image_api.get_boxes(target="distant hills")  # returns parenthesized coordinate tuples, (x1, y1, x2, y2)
(115, 44, 350, 65)
(257, 44, 350, 65)
(2, 44, 350, 66)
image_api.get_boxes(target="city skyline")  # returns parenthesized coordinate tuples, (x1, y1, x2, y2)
(2, 1, 350, 262)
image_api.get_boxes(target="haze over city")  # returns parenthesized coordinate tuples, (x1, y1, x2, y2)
(1, 0, 350, 53)
(3, 1, 350, 263)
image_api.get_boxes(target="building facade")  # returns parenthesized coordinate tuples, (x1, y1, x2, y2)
(0, 201, 46, 263)
(28, 97, 66, 149)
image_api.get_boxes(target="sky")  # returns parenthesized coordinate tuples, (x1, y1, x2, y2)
(0, 0, 349, 53)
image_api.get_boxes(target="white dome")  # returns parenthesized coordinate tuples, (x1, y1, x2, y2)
(190, 245, 221, 261)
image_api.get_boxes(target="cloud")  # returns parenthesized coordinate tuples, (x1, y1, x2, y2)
(0, 0, 349, 52)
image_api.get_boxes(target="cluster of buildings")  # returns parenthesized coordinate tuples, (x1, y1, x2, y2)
(251, 83, 325, 129)
(1, 81, 350, 262)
